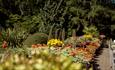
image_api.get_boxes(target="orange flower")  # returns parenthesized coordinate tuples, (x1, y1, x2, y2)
(32, 44, 47, 48)
(86, 45, 97, 53)
(37, 44, 42, 47)
(42, 44, 47, 47)
(75, 47, 93, 62)
(64, 44, 72, 48)
(88, 42, 100, 49)
(69, 51, 76, 56)
(84, 53, 93, 61)
(32, 44, 37, 48)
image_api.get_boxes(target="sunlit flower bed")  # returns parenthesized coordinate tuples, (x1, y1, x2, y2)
(0, 34, 101, 70)
(29, 35, 101, 64)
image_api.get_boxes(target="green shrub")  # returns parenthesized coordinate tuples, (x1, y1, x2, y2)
(83, 25, 99, 37)
(23, 33, 48, 47)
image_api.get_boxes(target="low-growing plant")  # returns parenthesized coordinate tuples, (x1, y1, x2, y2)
(23, 33, 48, 47)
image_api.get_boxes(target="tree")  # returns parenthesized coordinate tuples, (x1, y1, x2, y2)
(0, 0, 115, 38)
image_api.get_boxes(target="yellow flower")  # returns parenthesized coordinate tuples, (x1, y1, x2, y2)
(83, 34, 92, 38)
(47, 39, 63, 47)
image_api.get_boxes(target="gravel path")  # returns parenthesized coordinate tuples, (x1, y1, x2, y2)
(94, 47, 112, 70)
(97, 48, 111, 70)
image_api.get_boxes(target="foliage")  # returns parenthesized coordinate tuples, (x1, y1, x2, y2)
(61, 28, 66, 41)
(0, 0, 115, 37)
(0, 47, 93, 70)
(23, 33, 48, 47)
(64, 37, 78, 47)
(83, 25, 99, 37)
(0, 28, 28, 48)
(48, 24, 55, 40)
(7, 14, 49, 34)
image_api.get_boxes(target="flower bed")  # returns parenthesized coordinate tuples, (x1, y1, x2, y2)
(0, 48, 93, 70)
(28, 35, 101, 69)
(0, 34, 101, 70)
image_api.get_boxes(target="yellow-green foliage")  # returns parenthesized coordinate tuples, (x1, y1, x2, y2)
(83, 26, 99, 37)
(23, 33, 48, 47)
(0, 48, 93, 70)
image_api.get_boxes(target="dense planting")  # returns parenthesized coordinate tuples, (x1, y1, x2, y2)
(0, 34, 101, 70)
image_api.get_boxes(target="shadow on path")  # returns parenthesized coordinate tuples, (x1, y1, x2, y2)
(93, 39, 109, 70)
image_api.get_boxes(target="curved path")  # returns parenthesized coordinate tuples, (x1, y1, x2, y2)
(94, 40, 112, 70)
(95, 47, 112, 70)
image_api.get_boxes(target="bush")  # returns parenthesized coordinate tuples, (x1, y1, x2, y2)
(83, 26, 99, 37)
(23, 33, 48, 47)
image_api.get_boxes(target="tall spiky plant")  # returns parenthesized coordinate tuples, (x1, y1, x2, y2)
(61, 28, 65, 41)
(55, 29, 60, 39)
(72, 29, 76, 37)
(48, 24, 55, 40)
(58, 29, 62, 40)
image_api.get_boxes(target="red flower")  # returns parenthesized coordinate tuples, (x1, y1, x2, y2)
(2, 41, 7, 48)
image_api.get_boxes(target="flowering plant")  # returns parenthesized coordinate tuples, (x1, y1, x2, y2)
(47, 39, 64, 47)
(2, 41, 8, 48)
(69, 48, 93, 63)
(59, 47, 93, 63)
(31, 44, 47, 48)
(83, 34, 93, 39)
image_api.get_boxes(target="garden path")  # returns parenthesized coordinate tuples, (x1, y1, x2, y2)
(94, 39, 112, 70)
(96, 47, 112, 70)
